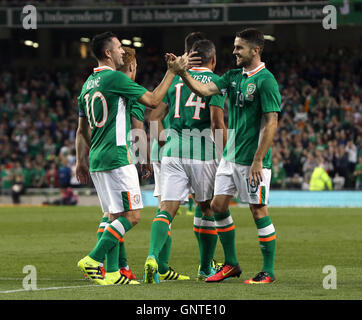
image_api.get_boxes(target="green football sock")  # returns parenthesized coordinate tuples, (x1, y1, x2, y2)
(105, 241, 120, 273)
(255, 216, 276, 279)
(96, 216, 109, 242)
(148, 210, 173, 260)
(89, 216, 132, 270)
(118, 240, 128, 269)
(158, 231, 172, 274)
(214, 210, 238, 266)
(193, 205, 203, 247)
(199, 215, 217, 274)
(188, 197, 194, 212)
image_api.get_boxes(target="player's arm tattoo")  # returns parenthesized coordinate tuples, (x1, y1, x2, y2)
(179, 71, 220, 97)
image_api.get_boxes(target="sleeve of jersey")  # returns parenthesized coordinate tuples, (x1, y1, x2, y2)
(212, 71, 230, 97)
(77, 95, 86, 118)
(162, 94, 168, 105)
(208, 94, 226, 110)
(111, 71, 147, 101)
(130, 101, 146, 122)
(260, 76, 281, 113)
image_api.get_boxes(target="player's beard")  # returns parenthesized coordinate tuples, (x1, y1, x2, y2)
(236, 55, 253, 68)
(235, 50, 253, 68)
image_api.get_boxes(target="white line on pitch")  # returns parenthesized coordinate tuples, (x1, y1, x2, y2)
(0, 284, 99, 294)
(0, 277, 86, 281)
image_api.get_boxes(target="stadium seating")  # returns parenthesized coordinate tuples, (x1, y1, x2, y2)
(0, 46, 361, 192)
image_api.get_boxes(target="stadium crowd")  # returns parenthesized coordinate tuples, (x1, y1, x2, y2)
(0, 45, 361, 195)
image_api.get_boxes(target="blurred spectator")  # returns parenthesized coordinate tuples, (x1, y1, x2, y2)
(353, 156, 362, 190)
(309, 160, 333, 191)
(333, 173, 345, 190)
(1, 164, 12, 195)
(346, 140, 358, 172)
(334, 144, 350, 184)
(58, 157, 71, 187)
(10, 161, 25, 203)
(43, 186, 78, 206)
(271, 158, 286, 189)
(23, 159, 34, 189)
(302, 153, 317, 181)
(32, 162, 46, 188)
(46, 162, 59, 188)
(301, 176, 310, 191)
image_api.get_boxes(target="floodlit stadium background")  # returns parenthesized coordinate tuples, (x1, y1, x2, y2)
(0, 0, 361, 207)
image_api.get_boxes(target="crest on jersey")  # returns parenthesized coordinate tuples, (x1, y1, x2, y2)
(246, 83, 256, 95)
(134, 194, 141, 204)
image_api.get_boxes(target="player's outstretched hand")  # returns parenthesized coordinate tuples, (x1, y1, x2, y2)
(166, 53, 189, 75)
(187, 50, 202, 68)
(165, 53, 177, 71)
(76, 161, 90, 185)
(165, 53, 179, 74)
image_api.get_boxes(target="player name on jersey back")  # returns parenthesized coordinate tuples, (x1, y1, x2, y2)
(86, 77, 101, 90)
(161, 68, 226, 162)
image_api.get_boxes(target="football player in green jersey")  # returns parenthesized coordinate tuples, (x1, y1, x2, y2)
(143, 39, 228, 284)
(76, 31, 179, 285)
(171, 28, 281, 284)
(147, 32, 216, 282)
(119, 46, 152, 180)
(85, 46, 146, 282)
(118, 46, 148, 280)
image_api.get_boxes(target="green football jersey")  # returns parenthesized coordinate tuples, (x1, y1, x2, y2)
(78, 66, 147, 172)
(130, 101, 146, 122)
(150, 114, 170, 163)
(213, 63, 281, 168)
(128, 100, 147, 162)
(162, 67, 226, 161)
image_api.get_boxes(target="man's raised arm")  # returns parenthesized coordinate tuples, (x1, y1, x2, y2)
(175, 53, 221, 97)
(138, 54, 177, 109)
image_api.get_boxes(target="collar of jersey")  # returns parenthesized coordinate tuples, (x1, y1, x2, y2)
(242, 62, 265, 77)
(189, 67, 212, 73)
(93, 66, 114, 73)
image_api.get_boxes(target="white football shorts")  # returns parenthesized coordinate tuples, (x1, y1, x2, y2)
(214, 158, 271, 205)
(152, 162, 162, 198)
(160, 157, 218, 204)
(153, 161, 192, 203)
(90, 164, 143, 214)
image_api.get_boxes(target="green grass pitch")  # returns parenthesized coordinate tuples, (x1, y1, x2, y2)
(0, 206, 361, 300)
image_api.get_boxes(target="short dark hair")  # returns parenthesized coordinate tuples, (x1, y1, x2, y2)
(236, 28, 264, 55)
(184, 31, 206, 53)
(91, 31, 118, 60)
(190, 39, 216, 66)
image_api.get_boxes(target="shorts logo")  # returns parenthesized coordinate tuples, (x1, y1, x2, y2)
(246, 83, 256, 95)
(246, 178, 259, 194)
(134, 194, 141, 204)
